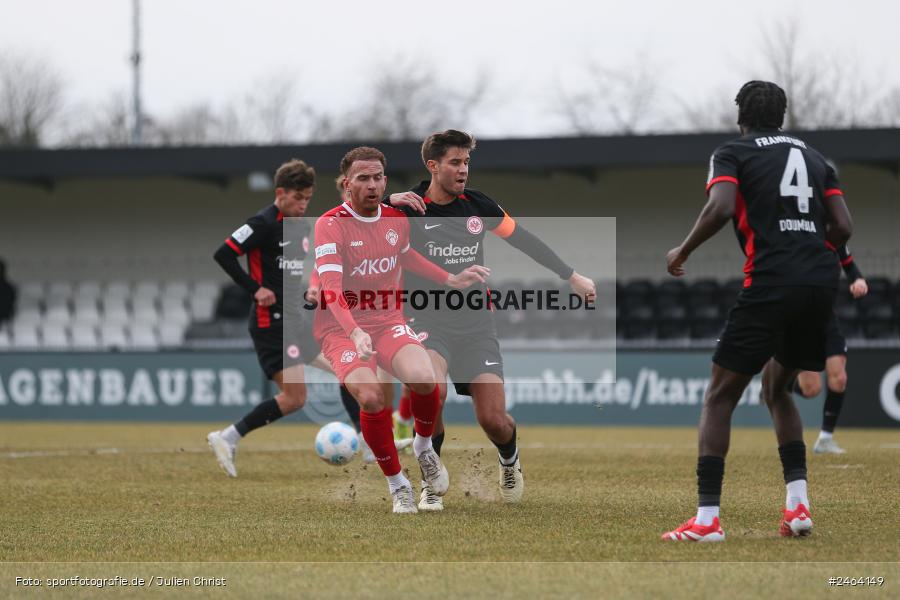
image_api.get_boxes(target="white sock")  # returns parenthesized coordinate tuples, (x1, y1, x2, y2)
(818, 431, 833, 441)
(695, 506, 719, 526)
(386, 472, 410, 493)
(786, 479, 809, 511)
(221, 425, 241, 446)
(413, 433, 433, 458)
(499, 450, 518, 466)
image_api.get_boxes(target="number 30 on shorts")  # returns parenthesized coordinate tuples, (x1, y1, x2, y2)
(391, 324, 419, 341)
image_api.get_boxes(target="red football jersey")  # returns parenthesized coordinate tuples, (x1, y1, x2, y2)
(313, 202, 411, 336)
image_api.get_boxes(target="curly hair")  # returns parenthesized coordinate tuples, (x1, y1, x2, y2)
(735, 80, 787, 130)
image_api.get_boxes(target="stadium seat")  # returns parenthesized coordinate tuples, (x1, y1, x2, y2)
(98, 323, 129, 350)
(47, 281, 74, 301)
(70, 324, 100, 350)
(11, 323, 40, 349)
(133, 281, 161, 301)
(72, 299, 101, 325)
(193, 281, 222, 299)
(0, 328, 9, 349)
(74, 281, 102, 301)
(158, 323, 185, 347)
(162, 280, 191, 299)
(105, 280, 131, 299)
(128, 323, 159, 350)
(40, 323, 69, 349)
(188, 296, 217, 321)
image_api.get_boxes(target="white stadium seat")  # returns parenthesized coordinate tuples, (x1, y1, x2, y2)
(47, 281, 74, 300)
(70, 324, 100, 350)
(133, 281, 161, 301)
(158, 323, 185, 347)
(40, 323, 69, 349)
(105, 280, 131, 299)
(98, 323, 128, 349)
(128, 323, 159, 350)
(162, 280, 190, 299)
(192, 281, 221, 299)
(74, 281, 102, 300)
(12, 323, 40, 349)
(189, 296, 216, 320)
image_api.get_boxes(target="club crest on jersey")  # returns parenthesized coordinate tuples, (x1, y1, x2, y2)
(341, 350, 357, 363)
(467, 216, 483, 234)
(385, 229, 399, 246)
(302, 236, 309, 253)
(286, 344, 300, 359)
(416, 330, 429, 342)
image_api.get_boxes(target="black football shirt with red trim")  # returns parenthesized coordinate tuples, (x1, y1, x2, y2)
(393, 181, 511, 333)
(224, 204, 311, 329)
(706, 132, 842, 288)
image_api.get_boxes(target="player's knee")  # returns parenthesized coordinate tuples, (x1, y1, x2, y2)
(406, 376, 437, 396)
(478, 410, 512, 437)
(278, 386, 307, 413)
(827, 371, 847, 393)
(799, 378, 821, 398)
(355, 386, 385, 413)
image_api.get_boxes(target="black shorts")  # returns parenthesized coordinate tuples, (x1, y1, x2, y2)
(713, 285, 836, 375)
(825, 313, 847, 358)
(249, 314, 320, 380)
(413, 319, 504, 397)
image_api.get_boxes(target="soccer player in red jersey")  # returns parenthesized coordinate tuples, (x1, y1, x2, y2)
(313, 146, 489, 513)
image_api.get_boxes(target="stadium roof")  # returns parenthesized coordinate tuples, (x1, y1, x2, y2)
(1, 129, 898, 185)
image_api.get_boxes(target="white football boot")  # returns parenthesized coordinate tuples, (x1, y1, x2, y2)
(813, 437, 846, 454)
(418, 481, 444, 512)
(391, 485, 418, 514)
(416, 448, 449, 496)
(499, 458, 524, 503)
(206, 430, 237, 477)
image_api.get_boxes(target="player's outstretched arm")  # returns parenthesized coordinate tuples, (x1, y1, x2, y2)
(667, 181, 737, 277)
(399, 247, 489, 288)
(824, 195, 853, 250)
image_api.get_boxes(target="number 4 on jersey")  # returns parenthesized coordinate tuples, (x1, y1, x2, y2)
(780, 147, 813, 214)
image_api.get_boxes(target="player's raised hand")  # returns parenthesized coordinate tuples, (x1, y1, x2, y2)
(568, 272, 596, 302)
(446, 265, 491, 289)
(849, 277, 868, 298)
(254, 286, 277, 306)
(666, 246, 688, 277)
(350, 327, 377, 361)
(389, 192, 427, 214)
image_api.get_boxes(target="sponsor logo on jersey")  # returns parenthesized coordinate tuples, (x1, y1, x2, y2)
(286, 345, 300, 359)
(467, 216, 484, 234)
(385, 229, 399, 246)
(350, 240, 364, 247)
(316, 242, 337, 258)
(277, 256, 305, 272)
(425, 241, 480, 258)
(416, 330, 429, 342)
(350, 255, 398, 276)
(232, 224, 253, 243)
(424, 223, 441, 230)
(341, 350, 357, 363)
(779, 219, 817, 233)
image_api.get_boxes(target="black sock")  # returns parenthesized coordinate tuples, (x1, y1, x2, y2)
(778, 440, 807, 483)
(494, 426, 517, 462)
(697, 455, 725, 507)
(235, 397, 283, 436)
(822, 388, 845, 433)
(432, 431, 445, 456)
(339, 385, 361, 431)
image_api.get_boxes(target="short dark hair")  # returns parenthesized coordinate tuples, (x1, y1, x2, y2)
(421, 129, 476, 164)
(735, 81, 787, 130)
(340, 146, 387, 176)
(274, 159, 316, 190)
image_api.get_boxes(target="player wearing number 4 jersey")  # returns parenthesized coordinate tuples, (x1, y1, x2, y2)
(314, 146, 488, 514)
(663, 81, 853, 542)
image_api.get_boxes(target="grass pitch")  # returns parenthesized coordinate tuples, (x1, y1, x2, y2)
(1, 422, 898, 598)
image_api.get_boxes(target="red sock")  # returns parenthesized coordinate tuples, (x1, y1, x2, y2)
(410, 385, 440, 437)
(398, 392, 412, 421)
(359, 408, 401, 476)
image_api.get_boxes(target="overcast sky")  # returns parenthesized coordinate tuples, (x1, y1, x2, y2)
(3, 0, 899, 138)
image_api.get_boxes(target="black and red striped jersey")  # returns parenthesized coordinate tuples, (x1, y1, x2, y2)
(223, 204, 310, 329)
(707, 132, 842, 288)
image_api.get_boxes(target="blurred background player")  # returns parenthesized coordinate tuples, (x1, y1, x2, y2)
(0, 258, 16, 326)
(207, 159, 328, 477)
(313, 146, 488, 513)
(388, 129, 596, 510)
(663, 81, 853, 542)
(793, 246, 868, 454)
(306, 174, 410, 462)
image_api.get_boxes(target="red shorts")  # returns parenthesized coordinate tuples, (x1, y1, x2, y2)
(320, 319, 424, 384)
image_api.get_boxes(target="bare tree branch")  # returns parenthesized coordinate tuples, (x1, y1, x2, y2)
(0, 51, 65, 147)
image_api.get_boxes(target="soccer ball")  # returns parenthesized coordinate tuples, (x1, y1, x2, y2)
(314, 421, 359, 466)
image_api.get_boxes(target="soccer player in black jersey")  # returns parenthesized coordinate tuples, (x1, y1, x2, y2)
(791, 246, 868, 454)
(662, 81, 853, 542)
(388, 129, 596, 510)
(207, 159, 327, 477)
